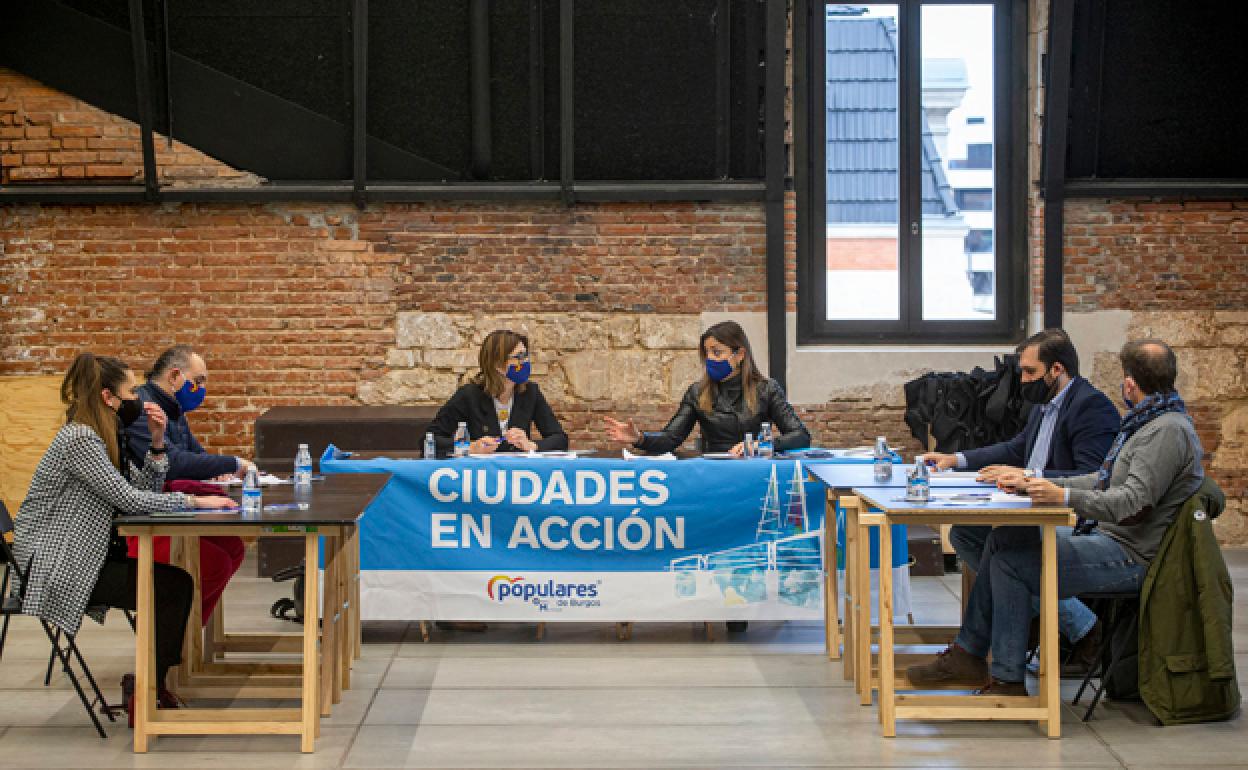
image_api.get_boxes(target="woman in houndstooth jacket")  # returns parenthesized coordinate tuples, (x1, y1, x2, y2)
(11, 352, 235, 722)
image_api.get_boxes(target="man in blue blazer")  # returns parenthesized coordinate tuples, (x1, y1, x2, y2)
(924, 329, 1120, 667)
(125, 344, 255, 481)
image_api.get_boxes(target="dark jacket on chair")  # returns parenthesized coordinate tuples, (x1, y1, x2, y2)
(1138, 477, 1240, 725)
(430, 382, 568, 456)
(959, 376, 1119, 477)
(636, 377, 810, 455)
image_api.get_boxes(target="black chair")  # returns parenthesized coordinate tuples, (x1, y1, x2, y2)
(0, 501, 117, 738)
(1071, 589, 1141, 721)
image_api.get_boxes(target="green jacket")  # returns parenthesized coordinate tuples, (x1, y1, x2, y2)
(1138, 477, 1240, 725)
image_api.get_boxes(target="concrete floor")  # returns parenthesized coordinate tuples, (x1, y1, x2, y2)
(1, 551, 1246, 769)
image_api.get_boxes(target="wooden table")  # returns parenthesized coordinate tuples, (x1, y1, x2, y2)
(115, 473, 388, 753)
(806, 464, 987, 672)
(850, 488, 1075, 738)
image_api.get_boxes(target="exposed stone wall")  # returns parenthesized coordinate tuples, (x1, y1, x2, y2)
(1073, 285, 1248, 544)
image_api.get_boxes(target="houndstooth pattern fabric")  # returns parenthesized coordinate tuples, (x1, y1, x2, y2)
(11, 422, 191, 635)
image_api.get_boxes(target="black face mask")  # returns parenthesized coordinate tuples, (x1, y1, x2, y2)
(1019, 368, 1058, 405)
(116, 397, 143, 427)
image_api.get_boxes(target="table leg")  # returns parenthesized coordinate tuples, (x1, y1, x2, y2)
(205, 600, 224, 666)
(349, 524, 362, 660)
(1040, 523, 1061, 738)
(853, 499, 873, 703)
(840, 496, 857, 683)
(856, 504, 873, 705)
(337, 532, 350, 695)
(320, 533, 339, 717)
(300, 533, 321, 753)
(824, 490, 841, 661)
(134, 533, 156, 753)
(878, 520, 896, 737)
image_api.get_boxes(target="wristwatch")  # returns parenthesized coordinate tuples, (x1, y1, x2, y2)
(149, 446, 168, 456)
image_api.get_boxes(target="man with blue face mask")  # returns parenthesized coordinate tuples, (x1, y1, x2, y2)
(125, 344, 255, 481)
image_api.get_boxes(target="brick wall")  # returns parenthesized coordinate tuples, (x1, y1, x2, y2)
(0, 68, 258, 187)
(366, 202, 769, 315)
(1063, 200, 1248, 312)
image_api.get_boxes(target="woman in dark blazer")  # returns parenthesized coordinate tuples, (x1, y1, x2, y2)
(429, 329, 568, 456)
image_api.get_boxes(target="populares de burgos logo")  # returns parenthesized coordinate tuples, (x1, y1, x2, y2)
(486, 574, 602, 611)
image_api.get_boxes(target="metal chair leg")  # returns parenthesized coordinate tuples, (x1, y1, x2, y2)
(41, 622, 107, 739)
(1073, 602, 1112, 708)
(0, 614, 10, 662)
(43, 627, 60, 686)
(62, 633, 116, 722)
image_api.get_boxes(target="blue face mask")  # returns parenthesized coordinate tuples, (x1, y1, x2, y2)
(176, 378, 207, 412)
(705, 358, 734, 383)
(505, 360, 531, 385)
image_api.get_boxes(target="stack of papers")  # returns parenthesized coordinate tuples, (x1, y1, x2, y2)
(622, 448, 676, 461)
(212, 473, 290, 486)
(925, 491, 1032, 505)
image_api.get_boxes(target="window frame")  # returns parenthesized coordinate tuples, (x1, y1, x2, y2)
(795, 0, 1029, 345)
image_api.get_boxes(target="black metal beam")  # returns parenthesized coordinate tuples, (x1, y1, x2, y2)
(559, 0, 574, 206)
(764, 0, 786, 389)
(899, 0, 921, 331)
(157, 0, 173, 146)
(528, 0, 546, 179)
(0, 185, 149, 204)
(352, 0, 368, 208)
(714, 0, 731, 179)
(1042, 0, 1075, 330)
(1064, 179, 1248, 198)
(793, 0, 817, 345)
(470, 0, 492, 180)
(0, 180, 764, 204)
(127, 0, 159, 201)
(573, 181, 766, 202)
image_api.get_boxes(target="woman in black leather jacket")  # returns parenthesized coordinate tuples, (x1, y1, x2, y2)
(604, 320, 811, 455)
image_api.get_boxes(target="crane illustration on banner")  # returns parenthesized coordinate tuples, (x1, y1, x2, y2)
(669, 461, 823, 608)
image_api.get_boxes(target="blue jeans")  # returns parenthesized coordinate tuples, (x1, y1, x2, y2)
(954, 526, 1146, 683)
(950, 525, 1098, 643)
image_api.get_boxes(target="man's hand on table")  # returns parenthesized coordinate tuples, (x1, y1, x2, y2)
(1020, 478, 1064, 504)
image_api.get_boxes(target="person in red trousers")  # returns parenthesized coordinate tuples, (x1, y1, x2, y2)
(123, 345, 249, 625)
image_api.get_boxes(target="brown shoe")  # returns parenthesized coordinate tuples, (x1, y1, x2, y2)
(974, 677, 1028, 696)
(1062, 619, 1102, 678)
(906, 644, 990, 687)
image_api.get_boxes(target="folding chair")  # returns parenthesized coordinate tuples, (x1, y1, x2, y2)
(0, 501, 117, 738)
(1071, 589, 1140, 721)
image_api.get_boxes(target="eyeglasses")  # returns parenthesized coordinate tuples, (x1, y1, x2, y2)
(507, 352, 530, 362)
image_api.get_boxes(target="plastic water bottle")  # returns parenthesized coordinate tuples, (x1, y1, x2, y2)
(424, 431, 437, 460)
(757, 422, 774, 459)
(293, 443, 312, 486)
(906, 457, 931, 502)
(453, 422, 470, 458)
(743, 432, 755, 459)
(873, 436, 893, 481)
(242, 466, 262, 515)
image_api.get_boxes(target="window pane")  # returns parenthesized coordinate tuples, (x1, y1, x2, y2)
(825, 5, 900, 321)
(920, 3, 995, 320)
